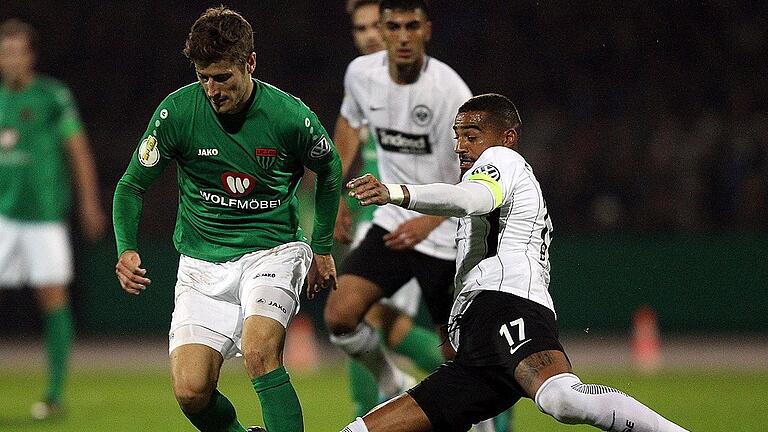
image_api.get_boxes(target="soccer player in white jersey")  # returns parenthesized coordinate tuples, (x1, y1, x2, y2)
(324, 0, 472, 404)
(337, 0, 448, 420)
(341, 94, 689, 432)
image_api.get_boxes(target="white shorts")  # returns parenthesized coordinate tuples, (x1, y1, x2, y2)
(168, 241, 313, 359)
(0, 215, 73, 288)
(352, 221, 421, 318)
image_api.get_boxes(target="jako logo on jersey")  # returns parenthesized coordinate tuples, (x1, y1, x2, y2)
(471, 164, 501, 181)
(255, 148, 277, 170)
(411, 104, 432, 126)
(376, 128, 432, 155)
(138, 135, 160, 167)
(220, 171, 256, 197)
(198, 148, 219, 156)
(308, 136, 331, 160)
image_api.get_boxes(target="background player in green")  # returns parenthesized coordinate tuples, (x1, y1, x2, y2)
(0, 19, 107, 420)
(336, 0, 445, 420)
(112, 7, 341, 432)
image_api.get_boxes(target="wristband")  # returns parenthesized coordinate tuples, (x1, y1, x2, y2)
(384, 183, 405, 205)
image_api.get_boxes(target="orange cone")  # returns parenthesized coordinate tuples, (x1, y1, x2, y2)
(284, 313, 320, 372)
(631, 305, 661, 373)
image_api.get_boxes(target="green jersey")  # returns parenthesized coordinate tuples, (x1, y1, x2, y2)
(113, 79, 342, 262)
(0, 76, 84, 221)
(345, 131, 378, 223)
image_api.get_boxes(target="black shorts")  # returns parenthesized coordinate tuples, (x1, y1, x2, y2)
(340, 224, 455, 326)
(407, 291, 567, 432)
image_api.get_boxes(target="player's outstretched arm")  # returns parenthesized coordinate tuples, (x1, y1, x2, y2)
(115, 250, 151, 295)
(348, 174, 498, 217)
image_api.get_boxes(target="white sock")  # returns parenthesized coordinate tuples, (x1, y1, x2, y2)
(329, 322, 404, 397)
(535, 373, 689, 432)
(341, 417, 369, 432)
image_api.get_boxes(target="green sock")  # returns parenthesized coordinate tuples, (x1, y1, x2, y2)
(392, 325, 444, 373)
(347, 359, 379, 417)
(252, 366, 303, 432)
(43, 306, 73, 403)
(493, 407, 513, 431)
(183, 389, 246, 432)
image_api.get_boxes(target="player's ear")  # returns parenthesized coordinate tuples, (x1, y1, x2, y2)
(423, 20, 432, 43)
(503, 128, 519, 149)
(246, 52, 256, 75)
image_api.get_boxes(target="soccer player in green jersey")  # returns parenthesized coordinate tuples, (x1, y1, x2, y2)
(0, 19, 107, 420)
(112, 7, 341, 432)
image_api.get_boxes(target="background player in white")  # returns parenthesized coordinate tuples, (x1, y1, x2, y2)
(324, 0, 470, 404)
(336, 0, 447, 419)
(0, 18, 106, 420)
(341, 93, 689, 432)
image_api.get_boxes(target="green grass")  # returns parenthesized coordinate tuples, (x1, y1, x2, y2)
(1, 365, 766, 431)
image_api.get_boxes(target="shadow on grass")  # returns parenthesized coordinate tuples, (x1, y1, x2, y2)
(0, 415, 64, 429)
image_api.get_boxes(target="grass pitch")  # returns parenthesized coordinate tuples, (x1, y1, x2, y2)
(1, 364, 765, 431)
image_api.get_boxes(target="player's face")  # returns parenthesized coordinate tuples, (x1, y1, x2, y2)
(454, 111, 506, 174)
(379, 8, 431, 67)
(0, 34, 35, 84)
(352, 4, 385, 55)
(195, 53, 255, 114)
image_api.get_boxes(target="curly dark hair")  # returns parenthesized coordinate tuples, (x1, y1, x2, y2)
(183, 6, 253, 67)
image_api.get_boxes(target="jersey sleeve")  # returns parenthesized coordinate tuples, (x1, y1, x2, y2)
(112, 97, 180, 256)
(339, 61, 365, 129)
(292, 104, 342, 254)
(465, 147, 522, 211)
(53, 84, 85, 141)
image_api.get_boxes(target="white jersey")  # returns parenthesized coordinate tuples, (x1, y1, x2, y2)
(451, 146, 555, 325)
(340, 51, 472, 260)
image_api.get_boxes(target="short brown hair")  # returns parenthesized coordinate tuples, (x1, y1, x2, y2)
(0, 19, 38, 52)
(347, 0, 380, 15)
(183, 6, 253, 67)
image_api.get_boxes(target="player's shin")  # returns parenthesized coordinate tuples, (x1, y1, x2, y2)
(330, 322, 411, 399)
(534, 373, 688, 432)
(183, 389, 246, 432)
(43, 306, 73, 404)
(252, 366, 303, 432)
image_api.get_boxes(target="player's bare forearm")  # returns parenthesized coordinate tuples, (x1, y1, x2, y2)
(333, 115, 363, 178)
(115, 250, 151, 295)
(66, 133, 106, 241)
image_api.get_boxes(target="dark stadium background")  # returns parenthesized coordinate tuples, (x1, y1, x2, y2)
(1, 1, 765, 336)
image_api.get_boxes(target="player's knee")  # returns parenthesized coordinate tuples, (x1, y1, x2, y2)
(324, 300, 359, 335)
(534, 373, 587, 424)
(173, 381, 213, 413)
(242, 345, 281, 378)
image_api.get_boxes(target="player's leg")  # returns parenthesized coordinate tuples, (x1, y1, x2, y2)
(169, 255, 248, 431)
(240, 241, 314, 432)
(517, 350, 688, 431)
(22, 221, 74, 419)
(378, 281, 444, 374)
(171, 344, 244, 432)
(326, 225, 416, 400)
(31, 285, 72, 414)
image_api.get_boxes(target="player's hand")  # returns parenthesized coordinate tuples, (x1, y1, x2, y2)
(334, 199, 353, 244)
(115, 250, 151, 295)
(306, 253, 337, 299)
(81, 202, 107, 242)
(384, 215, 445, 250)
(347, 173, 389, 206)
